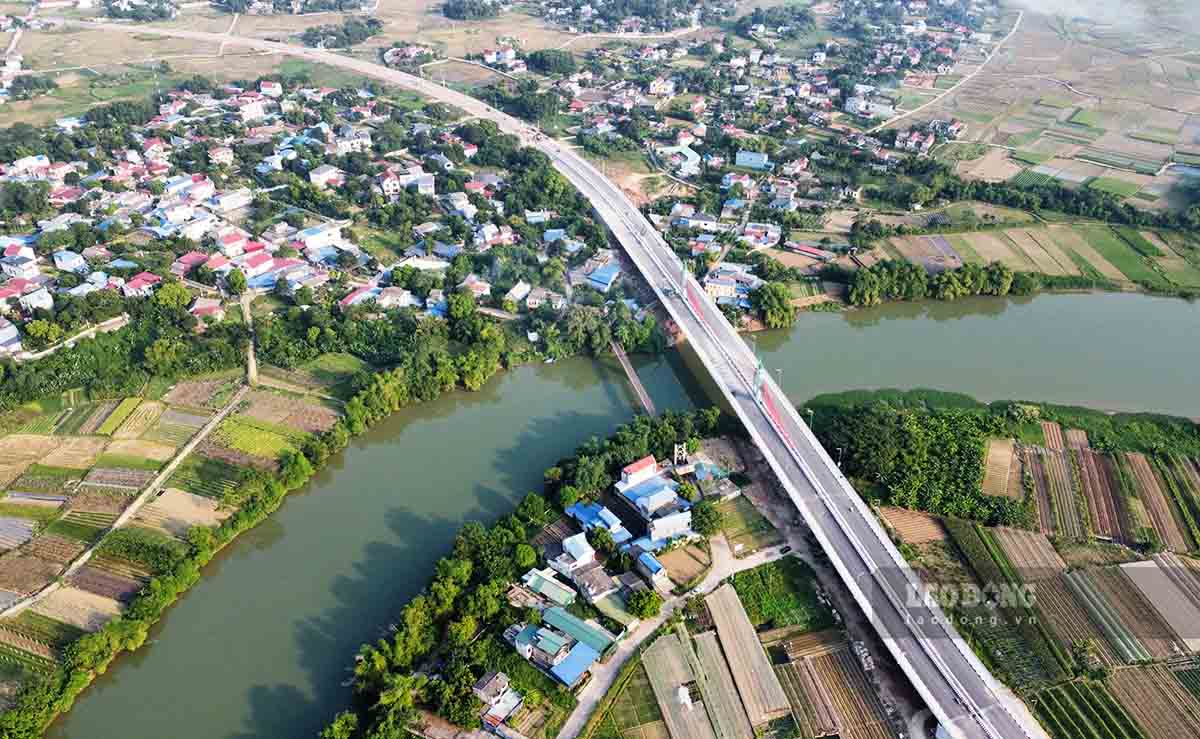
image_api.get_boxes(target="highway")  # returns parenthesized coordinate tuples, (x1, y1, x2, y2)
(79, 22, 1047, 739)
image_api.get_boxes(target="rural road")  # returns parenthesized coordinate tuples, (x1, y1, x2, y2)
(870, 10, 1024, 133)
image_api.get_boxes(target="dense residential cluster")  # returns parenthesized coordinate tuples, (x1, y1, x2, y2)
(539, 0, 732, 34)
(0, 74, 668, 360)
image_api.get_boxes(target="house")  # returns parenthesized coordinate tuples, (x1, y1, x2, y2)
(722, 172, 754, 191)
(18, 287, 52, 313)
(209, 146, 235, 166)
(189, 297, 225, 323)
(473, 672, 524, 731)
(566, 502, 632, 546)
(0, 316, 20, 355)
(735, 150, 771, 171)
(376, 286, 421, 309)
(587, 262, 621, 293)
(521, 568, 577, 608)
(1, 255, 38, 280)
(525, 286, 566, 311)
(548, 533, 595, 578)
(308, 164, 345, 190)
(52, 250, 87, 274)
(260, 80, 283, 98)
(504, 280, 531, 304)
(458, 273, 492, 299)
(635, 551, 672, 593)
(211, 188, 253, 213)
(613, 455, 695, 550)
(122, 271, 162, 298)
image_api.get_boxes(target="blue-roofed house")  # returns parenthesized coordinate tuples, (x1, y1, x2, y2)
(735, 149, 771, 171)
(636, 551, 672, 593)
(566, 502, 631, 546)
(613, 455, 696, 551)
(107, 258, 139, 271)
(587, 262, 621, 293)
(550, 642, 600, 688)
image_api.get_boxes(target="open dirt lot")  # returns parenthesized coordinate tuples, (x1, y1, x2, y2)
(656, 544, 710, 585)
(134, 489, 231, 538)
(958, 147, 1024, 181)
(32, 586, 123, 632)
(19, 28, 216, 71)
(0, 436, 60, 463)
(423, 60, 502, 87)
(38, 437, 107, 470)
(103, 439, 176, 463)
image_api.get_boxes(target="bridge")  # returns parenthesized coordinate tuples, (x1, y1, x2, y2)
(610, 340, 656, 416)
(79, 22, 1047, 739)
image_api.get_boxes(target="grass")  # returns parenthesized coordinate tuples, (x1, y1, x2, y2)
(1112, 226, 1164, 257)
(168, 454, 244, 500)
(301, 352, 370, 387)
(55, 403, 99, 436)
(1076, 225, 1167, 286)
(5, 612, 85, 651)
(97, 398, 141, 436)
(1068, 108, 1104, 127)
(1011, 169, 1056, 188)
(717, 496, 782, 554)
(1037, 96, 1073, 109)
(44, 518, 106, 544)
(1012, 150, 1052, 165)
(24, 465, 81, 481)
(1086, 177, 1141, 198)
(93, 453, 161, 472)
(0, 503, 62, 524)
(17, 412, 65, 435)
(143, 376, 173, 401)
(214, 417, 306, 460)
(729, 558, 834, 631)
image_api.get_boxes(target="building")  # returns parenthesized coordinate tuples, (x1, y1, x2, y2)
(548, 532, 595, 578)
(735, 150, 771, 171)
(706, 585, 790, 727)
(0, 316, 20, 355)
(613, 455, 695, 550)
(521, 568, 577, 608)
(636, 551, 672, 593)
(473, 672, 524, 732)
(566, 502, 632, 546)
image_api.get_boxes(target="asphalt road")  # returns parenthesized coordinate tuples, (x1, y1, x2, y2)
(79, 21, 1047, 739)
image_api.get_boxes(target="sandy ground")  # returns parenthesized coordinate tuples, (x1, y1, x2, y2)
(39, 437, 107, 469)
(103, 439, 176, 463)
(32, 586, 124, 632)
(134, 489, 230, 538)
(0, 435, 60, 463)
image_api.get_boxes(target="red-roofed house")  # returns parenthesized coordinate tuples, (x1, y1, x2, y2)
(171, 251, 209, 277)
(621, 455, 658, 487)
(123, 272, 163, 298)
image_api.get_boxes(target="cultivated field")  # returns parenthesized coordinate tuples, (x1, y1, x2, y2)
(1042, 422, 1065, 450)
(1110, 665, 1200, 739)
(31, 586, 123, 632)
(239, 390, 341, 434)
(1062, 570, 1152, 664)
(1024, 447, 1086, 541)
(1086, 568, 1179, 660)
(716, 496, 782, 555)
(1030, 681, 1144, 739)
(655, 544, 711, 586)
(112, 401, 165, 439)
(164, 378, 240, 410)
(981, 439, 1019, 498)
(879, 506, 946, 543)
(1034, 575, 1120, 667)
(991, 527, 1064, 582)
(1123, 453, 1193, 552)
(102, 439, 175, 463)
(38, 438, 106, 470)
(0, 553, 61, 595)
(1075, 449, 1126, 543)
(1119, 560, 1200, 652)
(68, 566, 143, 603)
(642, 634, 718, 739)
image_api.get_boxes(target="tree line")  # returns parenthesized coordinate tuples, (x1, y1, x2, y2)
(847, 260, 1015, 306)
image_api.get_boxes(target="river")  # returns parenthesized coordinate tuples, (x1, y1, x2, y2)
(48, 292, 1200, 739)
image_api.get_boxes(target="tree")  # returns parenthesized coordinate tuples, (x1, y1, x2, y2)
(23, 319, 64, 350)
(751, 282, 796, 329)
(226, 268, 247, 295)
(678, 482, 699, 502)
(628, 589, 663, 618)
(515, 543, 537, 569)
(319, 712, 358, 739)
(691, 499, 724, 537)
(145, 337, 186, 376)
(153, 281, 192, 312)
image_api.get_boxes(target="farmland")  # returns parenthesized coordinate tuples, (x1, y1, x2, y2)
(1119, 560, 1200, 652)
(111, 401, 164, 439)
(981, 439, 1020, 498)
(879, 506, 945, 543)
(167, 454, 244, 500)
(1085, 568, 1178, 661)
(775, 636, 892, 739)
(1110, 666, 1200, 739)
(991, 527, 1064, 582)
(1024, 446, 1087, 541)
(715, 495, 782, 555)
(1122, 453, 1193, 552)
(1063, 570, 1153, 664)
(728, 558, 833, 631)
(96, 398, 142, 436)
(1033, 575, 1120, 667)
(212, 416, 307, 463)
(1031, 681, 1145, 739)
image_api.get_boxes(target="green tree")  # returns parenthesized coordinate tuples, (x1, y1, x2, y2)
(144, 337, 186, 376)
(628, 589, 663, 618)
(226, 268, 247, 296)
(691, 499, 724, 537)
(23, 319, 64, 350)
(751, 282, 796, 329)
(319, 711, 358, 739)
(515, 543, 537, 569)
(152, 281, 192, 312)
